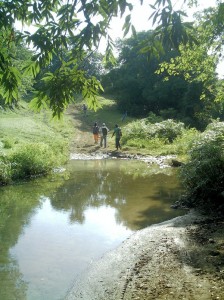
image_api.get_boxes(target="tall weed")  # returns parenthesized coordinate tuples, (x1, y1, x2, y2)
(0, 154, 12, 185)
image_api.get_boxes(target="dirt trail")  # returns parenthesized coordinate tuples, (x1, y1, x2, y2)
(67, 105, 98, 154)
(65, 105, 224, 300)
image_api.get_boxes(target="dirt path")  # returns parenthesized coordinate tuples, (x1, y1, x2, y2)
(67, 105, 177, 165)
(67, 105, 98, 154)
(65, 105, 224, 300)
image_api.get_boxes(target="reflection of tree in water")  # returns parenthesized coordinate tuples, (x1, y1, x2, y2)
(0, 186, 39, 299)
(50, 161, 127, 224)
(0, 178, 64, 299)
(0, 259, 27, 300)
(49, 160, 183, 229)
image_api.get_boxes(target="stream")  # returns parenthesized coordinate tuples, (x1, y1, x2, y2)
(0, 159, 184, 300)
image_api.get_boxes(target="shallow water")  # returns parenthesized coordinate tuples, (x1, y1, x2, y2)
(0, 159, 184, 300)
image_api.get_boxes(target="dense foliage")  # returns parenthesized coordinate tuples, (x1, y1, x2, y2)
(180, 121, 224, 212)
(0, 140, 68, 185)
(0, 0, 224, 116)
(101, 30, 219, 128)
(121, 117, 198, 155)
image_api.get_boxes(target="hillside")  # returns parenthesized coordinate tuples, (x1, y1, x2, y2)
(66, 98, 132, 155)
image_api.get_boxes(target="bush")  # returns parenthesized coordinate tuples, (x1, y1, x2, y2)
(147, 119, 185, 142)
(2, 138, 14, 149)
(146, 112, 163, 124)
(9, 143, 56, 180)
(123, 119, 185, 145)
(180, 122, 224, 211)
(172, 128, 200, 155)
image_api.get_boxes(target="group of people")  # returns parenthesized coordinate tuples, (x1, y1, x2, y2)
(92, 122, 122, 150)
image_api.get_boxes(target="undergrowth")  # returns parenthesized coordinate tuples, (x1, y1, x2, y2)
(122, 118, 199, 156)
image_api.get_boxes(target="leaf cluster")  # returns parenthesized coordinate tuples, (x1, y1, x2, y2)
(0, 0, 135, 116)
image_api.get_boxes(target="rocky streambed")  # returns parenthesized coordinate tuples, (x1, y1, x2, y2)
(70, 151, 178, 169)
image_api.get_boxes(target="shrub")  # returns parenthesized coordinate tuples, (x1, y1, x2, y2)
(122, 120, 148, 144)
(146, 112, 163, 124)
(180, 122, 224, 211)
(2, 138, 14, 149)
(123, 119, 185, 145)
(9, 143, 56, 179)
(172, 128, 200, 154)
(146, 119, 185, 142)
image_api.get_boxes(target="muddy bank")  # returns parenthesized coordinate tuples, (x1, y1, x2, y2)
(65, 211, 224, 300)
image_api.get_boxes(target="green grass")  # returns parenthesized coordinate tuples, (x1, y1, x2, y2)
(0, 102, 74, 184)
(0, 106, 73, 150)
(79, 96, 136, 130)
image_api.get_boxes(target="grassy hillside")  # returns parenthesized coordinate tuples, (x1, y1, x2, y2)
(0, 102, 74, 184)
(77, 96, 134, 129)
(0, 105, 72, 152)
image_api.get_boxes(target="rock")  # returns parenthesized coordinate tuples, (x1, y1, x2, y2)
(209, 239, 215, 243)
(209, 250, 220, 256)
(170, 159, 184, 167)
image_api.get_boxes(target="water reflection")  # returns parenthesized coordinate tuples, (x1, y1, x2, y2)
(52, 159, 183, 229)
(0, 159, 184, 300)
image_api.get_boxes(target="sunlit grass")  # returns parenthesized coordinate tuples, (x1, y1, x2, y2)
(79, 95, 136, 130)
(0, 103, 74, 184)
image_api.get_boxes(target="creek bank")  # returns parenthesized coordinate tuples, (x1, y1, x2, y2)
(65, 211, 224, 300)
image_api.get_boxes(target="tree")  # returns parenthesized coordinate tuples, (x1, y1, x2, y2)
(102, 31, 210, 127)
(0, 0, 223, 117)
(0, 35, 34, 108)
(0, 0, 134, 116)
(154, 4, 224, 124)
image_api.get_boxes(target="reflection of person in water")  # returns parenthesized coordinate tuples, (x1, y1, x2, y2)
(92, 122, 99, 144)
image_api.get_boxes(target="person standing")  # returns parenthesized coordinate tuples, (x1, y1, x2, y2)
(100, 123, 109, 148)
(83, 104, 87, 116)
(121, 110, 127, 122)
(112, 124, 122, 150)
(92, 122, 99, 144)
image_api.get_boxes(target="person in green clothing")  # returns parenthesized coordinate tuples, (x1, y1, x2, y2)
(112, 124, 122, 150)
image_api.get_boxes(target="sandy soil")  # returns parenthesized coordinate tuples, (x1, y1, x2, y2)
(65, 106, 224, 300)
